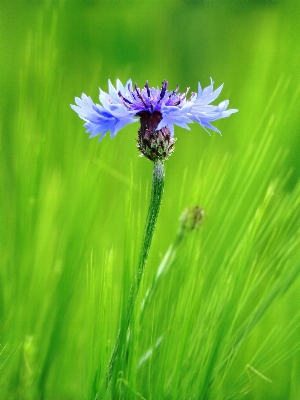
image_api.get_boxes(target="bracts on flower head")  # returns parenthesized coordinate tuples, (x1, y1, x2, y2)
(137, 111, 176, 162)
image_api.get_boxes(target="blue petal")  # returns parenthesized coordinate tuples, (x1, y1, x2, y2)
(200, 120, 221, 134)
(71, 92, 136, 140)
(158, 104, 194, 136)
(188, 80, 238, 134)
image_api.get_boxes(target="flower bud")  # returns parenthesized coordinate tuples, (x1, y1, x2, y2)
(179, 206, 204, 235)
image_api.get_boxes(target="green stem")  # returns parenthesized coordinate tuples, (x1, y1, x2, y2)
(139, 222, 188, 321)
(105, 161, 165, 390)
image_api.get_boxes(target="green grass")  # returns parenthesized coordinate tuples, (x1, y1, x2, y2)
(1, 1, 300, 399)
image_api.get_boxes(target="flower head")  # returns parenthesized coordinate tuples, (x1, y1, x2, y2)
(71, 78, 238, 161)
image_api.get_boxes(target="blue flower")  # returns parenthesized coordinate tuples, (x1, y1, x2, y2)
(71, 78, 238, 141)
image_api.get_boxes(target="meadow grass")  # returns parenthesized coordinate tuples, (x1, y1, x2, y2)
(1, 2, 300, 399)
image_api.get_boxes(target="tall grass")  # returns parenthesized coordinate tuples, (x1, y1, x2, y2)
(1, 2, 300, 399)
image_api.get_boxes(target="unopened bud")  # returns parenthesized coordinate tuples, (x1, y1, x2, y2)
(179, 206, 204, 235)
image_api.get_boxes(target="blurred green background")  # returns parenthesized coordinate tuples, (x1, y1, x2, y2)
(1, 0, 300, 399)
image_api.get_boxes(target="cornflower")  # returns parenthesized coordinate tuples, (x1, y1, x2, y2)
(71, 78, 237, 397)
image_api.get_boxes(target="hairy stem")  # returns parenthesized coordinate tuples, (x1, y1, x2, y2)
(104, 161, 165, 391)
